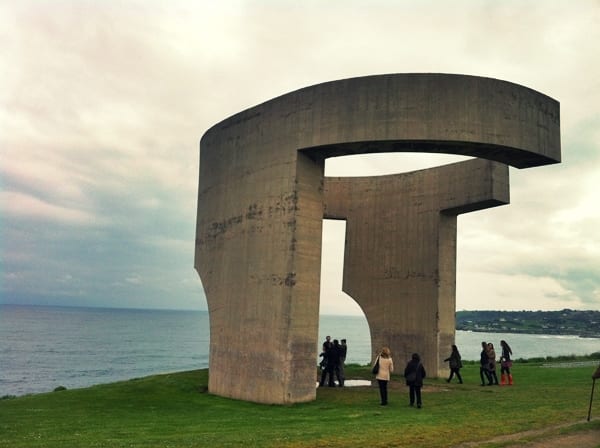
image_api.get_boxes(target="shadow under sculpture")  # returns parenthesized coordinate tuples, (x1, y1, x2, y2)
(195, 73, 561, 404)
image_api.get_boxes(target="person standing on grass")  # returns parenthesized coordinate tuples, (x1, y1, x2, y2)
(373, 347, 394, 406)
(338, 339, 347, 386)
(479, 341, 492, 386)
(486, 342, 499, 385)
(404, 353, 426, 408)
(444, 344, 463, 384)
(500, 340, 513, 385)
(319, 342, 338, 387)
(332, 339, 344, 387)
(319, 337, 335, 387)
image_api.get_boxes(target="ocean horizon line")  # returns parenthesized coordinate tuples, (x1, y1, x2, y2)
(2, 302, 598, 315)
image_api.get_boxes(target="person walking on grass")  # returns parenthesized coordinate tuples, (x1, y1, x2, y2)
(404, 353, 426, 408)
(500, 340, 513, 385)
(373, 347, 394, 406)
(444, 344, 463, 384)
(486, 342, 499, 385)
(479, 341, 492, 386)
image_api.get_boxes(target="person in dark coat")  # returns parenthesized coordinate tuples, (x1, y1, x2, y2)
(332, 339, 344, 386)
(404, 353, 426, 408)
(318, 336, 335, 387)
(479, 341, 492, 386)
(444, 344, 463, 384)
(338, 339, 347, 386)
(319, 338, 338, 387)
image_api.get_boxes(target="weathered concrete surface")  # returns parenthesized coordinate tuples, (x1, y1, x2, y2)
(324, 158, 509, 376)
(195, 73, 561, 404)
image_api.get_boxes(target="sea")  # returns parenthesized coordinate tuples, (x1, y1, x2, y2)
(1, 304, 598, 397)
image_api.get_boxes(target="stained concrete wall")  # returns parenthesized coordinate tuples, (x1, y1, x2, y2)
(323, 158, 509, 376)
(195, 74, 561, 404)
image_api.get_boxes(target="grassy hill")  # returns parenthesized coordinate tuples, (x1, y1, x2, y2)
(1, 361, 599, 447)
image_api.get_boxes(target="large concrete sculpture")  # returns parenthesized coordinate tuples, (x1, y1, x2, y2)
(195, 74, 561, 404)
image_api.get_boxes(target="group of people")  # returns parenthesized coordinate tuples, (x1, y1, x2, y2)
(478, 340, 514, 386)
(318, 336, 347, 387)
(442, 340, 514, 386)
(373, 348, 426, 408)
(371, 339, 514, 408)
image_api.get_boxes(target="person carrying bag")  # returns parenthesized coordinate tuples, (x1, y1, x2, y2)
(373, 347, 393, 406)
(404, 353, 426, 408)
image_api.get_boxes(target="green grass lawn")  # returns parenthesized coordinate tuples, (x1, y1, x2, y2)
(1, 362, 599, 447)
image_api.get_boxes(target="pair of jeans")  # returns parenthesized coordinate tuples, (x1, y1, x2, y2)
(448, 368, 463, 383)
(480, 366, 491, 385)
(377, 379, 388, 405)
(409, 384, 422, 406)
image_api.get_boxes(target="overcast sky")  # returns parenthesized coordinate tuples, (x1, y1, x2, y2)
(1, 0, 599, 315)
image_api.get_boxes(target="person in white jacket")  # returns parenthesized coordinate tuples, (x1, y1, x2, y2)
(373, 347, 394, 406)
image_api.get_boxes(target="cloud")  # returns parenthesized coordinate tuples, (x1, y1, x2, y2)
(0, 191, 98, 225)
(456, 271, 587, 311)
(1, 0, 599, 313)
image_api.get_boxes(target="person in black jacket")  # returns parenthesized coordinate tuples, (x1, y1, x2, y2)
(479, 341, 492, 386)
(338, 339, 347, 386)
(319, 336, 334, 387)
(444, 344, 463, 384)
(330, 339, 344, 387)
(404, 353, 426, 408)
(319, 338, 338, 387)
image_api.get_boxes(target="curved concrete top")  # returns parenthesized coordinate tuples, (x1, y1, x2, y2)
(201, 73, 561, 173)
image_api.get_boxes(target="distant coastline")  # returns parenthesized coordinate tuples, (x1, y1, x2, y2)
(3, 304, 599, 338)
(456, 309, 600, 338)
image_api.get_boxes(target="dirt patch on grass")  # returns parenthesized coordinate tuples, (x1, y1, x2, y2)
(455, 419, 599, 448)
(505, 430, 599, 447)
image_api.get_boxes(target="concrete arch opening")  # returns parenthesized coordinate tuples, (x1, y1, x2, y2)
(320, 152, 476, 368)
(319, 219, 371, 367)
(324, 152, 474, 178)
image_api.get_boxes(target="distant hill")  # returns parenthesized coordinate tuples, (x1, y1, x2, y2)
(456, 309, 600, 338)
